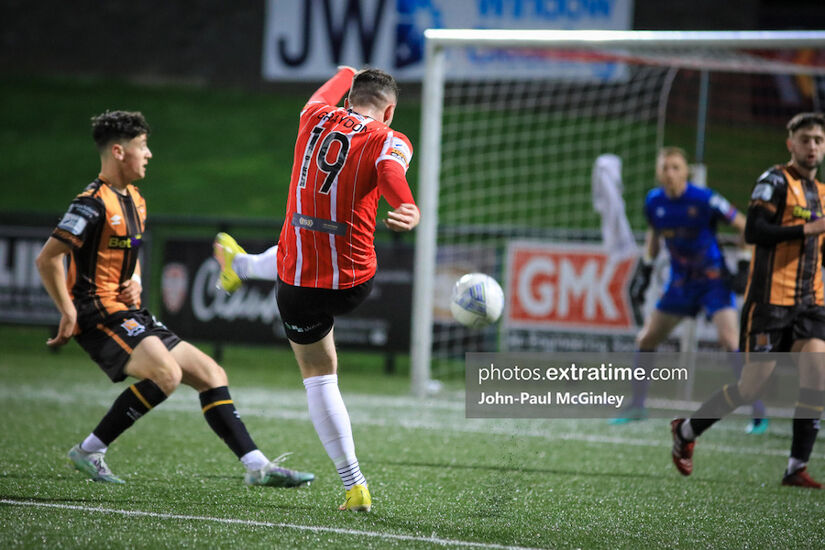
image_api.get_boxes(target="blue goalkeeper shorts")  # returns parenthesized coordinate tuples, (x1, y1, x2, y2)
(656, 278, 736, 320)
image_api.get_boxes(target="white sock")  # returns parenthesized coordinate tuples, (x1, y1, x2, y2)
(240, 449, 269, 471)
(680, 419, 695, 442)
(80, 433, 107, 454)
(787, 457, 807, 474)
(304, 374, 367, 490)
(232, 246, 278, 281)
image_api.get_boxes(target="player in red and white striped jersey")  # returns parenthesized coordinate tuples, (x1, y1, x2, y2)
(214, 67, 419, 511)
(277, 67, 417, 288)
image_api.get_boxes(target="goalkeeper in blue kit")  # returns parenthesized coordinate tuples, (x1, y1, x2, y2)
(614, 147, 767, 432)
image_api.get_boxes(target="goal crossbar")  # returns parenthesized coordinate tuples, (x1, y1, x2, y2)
(423, 29, 825, 50)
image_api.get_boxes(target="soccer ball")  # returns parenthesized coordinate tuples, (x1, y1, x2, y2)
(450, 273, 504, 328)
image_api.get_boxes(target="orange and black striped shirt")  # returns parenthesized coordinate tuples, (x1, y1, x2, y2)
(51, 177, 147, 328)
(745, 164, 825, 306)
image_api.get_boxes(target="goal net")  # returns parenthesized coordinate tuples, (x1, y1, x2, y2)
(410, 30, 825, 395)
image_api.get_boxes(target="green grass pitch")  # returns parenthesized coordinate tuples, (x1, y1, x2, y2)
(2, 325, 824, 549)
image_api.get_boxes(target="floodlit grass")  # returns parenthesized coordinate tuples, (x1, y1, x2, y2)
(0, 75, 782, 231)
(0, 76, 421, 219)
(2, 326, 825, 549)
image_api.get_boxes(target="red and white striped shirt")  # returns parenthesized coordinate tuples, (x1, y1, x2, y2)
(277, 69, 415, 289)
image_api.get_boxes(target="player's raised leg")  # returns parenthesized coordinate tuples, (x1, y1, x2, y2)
(213, 232, 279, 292)
(171, 340, 314, 487)
(213, 233, 246, 293)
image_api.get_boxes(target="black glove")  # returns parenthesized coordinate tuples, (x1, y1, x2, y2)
(730, 258, 750, 295)
(629, 260, 653, 306)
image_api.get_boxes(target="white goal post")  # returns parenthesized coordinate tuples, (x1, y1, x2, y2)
(410, 30, 825, 397)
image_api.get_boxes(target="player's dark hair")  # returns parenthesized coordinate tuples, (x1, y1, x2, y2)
(91, 110, 150, 150)
(657, 146, 689, 163)
(348, 68, 399, 110)
(786, 112, 825, 135)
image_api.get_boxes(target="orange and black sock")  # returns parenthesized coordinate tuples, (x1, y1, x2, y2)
(92, 379, 168, 445)
(790, 388, 825, 464)
(199, 386, 257, 458)
(689, 383, 744, 438)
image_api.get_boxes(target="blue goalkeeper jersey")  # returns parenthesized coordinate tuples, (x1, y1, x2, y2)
(644, 183, 738, 283)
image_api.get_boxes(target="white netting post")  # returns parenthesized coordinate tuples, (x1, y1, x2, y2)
(410, 38, 446, 398)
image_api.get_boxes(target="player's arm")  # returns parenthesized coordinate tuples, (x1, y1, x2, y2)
(378, 161, 419, 231)
(729, 212, 746, 234)
(745, 206, 802, 245)
(117, 261, 142, 307)
(644, 227, 661, 261)
(306, 66, 357, 106)
(728, 216, 752, 295)
(709, 191, 746, 236)
(38, 196, 103, 346)
(746, 206, 825, 244)
(35, 237, 76, 347)
(376, 133, 419, 232)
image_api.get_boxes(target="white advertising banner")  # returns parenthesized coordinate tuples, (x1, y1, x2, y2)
(262, 0, 634, 81)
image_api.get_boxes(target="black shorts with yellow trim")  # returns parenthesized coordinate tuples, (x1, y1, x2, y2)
(75, 308, 181, 382)
(276, 276, 374, 345)
(740, 302, 825, 353)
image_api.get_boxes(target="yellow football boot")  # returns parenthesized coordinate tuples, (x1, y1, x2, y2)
(338, 484, 371, 512)
(213, 232, 245, 293)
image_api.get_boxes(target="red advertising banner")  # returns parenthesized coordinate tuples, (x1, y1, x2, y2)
(505, 241, 636, 333)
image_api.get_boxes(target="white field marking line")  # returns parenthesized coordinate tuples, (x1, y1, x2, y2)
(0, 499, 544, 550)
(2, 385, 790, 458)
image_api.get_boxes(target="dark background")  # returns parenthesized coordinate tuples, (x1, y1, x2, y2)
(3, 0, 825, 87)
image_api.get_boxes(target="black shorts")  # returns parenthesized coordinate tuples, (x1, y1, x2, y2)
(75, 309, 181, 382)
(740, 302, 825, 353)
(276, 277, 374, 344)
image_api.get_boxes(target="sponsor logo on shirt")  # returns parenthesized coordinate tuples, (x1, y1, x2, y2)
(57, 213, 87, 236)
(121, 318, 146, 337)
(792, 205, 818, 221)
(751, 182, 774, 201)
(389, 147, 408, 165)
(108, 234, 143, 249)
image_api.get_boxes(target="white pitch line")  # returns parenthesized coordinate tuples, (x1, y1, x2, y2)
(0, 499, 543, 550)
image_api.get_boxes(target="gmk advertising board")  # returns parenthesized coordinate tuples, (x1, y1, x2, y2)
(502, 240, 745, 352)
(505, 240, 636, 334)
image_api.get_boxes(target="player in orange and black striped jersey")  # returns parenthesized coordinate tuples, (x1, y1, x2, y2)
(671, 112, 825, 488)
(36, 110, 313, 487)
(52, 175, 147, 329)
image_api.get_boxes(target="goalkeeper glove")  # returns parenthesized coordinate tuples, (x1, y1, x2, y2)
(629, 259, 653, 306)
